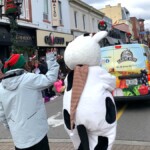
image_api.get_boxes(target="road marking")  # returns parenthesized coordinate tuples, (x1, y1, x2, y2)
(47, 112, 64, 127)
(116, 104, 127, 120)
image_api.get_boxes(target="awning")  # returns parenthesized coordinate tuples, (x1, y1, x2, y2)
(113, 23, 130, 33)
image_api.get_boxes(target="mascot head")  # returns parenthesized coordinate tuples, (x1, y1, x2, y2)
(64, 31, 108, 70)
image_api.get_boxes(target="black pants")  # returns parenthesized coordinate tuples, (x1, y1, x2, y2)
(15, 135, 50, 150)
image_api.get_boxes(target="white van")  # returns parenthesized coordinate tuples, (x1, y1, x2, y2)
(101, 44, 150, 101)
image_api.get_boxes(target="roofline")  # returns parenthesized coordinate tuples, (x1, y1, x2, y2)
(69, 0, 104, 17)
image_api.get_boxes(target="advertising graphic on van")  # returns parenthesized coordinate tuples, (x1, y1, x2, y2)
(101, 44, 147, 74)
(101, 44, 150, 99)
(117, 49, 137, 64)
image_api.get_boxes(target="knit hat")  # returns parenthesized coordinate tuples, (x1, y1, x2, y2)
(4, 54, 26, 73)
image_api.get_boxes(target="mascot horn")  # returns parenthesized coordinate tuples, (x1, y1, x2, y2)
(63, 31, 117, 150)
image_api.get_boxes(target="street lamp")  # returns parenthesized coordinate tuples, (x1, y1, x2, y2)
(0, 0, 23, 53)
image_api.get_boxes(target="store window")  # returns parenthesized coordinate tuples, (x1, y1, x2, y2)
(58, 1, 63, 25)
(43, 0, 49, 21)
(83, 15, 86, 30)
(74, 11, 78, 28)
(92, 18, 95, 32)
(20, 0, 31, 21)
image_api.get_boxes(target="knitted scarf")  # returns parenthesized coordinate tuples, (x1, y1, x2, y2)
(70, 65, 89, 130)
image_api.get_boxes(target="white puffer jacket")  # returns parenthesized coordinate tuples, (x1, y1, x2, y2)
(0, 53, 59, 149)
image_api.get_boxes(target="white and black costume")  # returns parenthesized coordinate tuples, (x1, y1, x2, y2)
(63, 31, 117, 150)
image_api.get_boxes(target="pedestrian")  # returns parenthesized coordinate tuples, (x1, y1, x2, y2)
(57, 55, 67, 76)
(54, 76, 65, 94)
(32, 59, 48, 75)
(32, 60, 41, 74)
(0, 52, 59, 150)
(40, 57, 48, 70)
(48, 85, 57, 101)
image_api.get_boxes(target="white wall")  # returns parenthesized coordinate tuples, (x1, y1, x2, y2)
(70, 2, 103, 34)
(31, 0, 71, 34)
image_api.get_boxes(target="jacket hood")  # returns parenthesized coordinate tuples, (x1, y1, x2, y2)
(1, 69, 25, 91)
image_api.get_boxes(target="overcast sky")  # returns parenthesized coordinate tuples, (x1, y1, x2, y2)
(82, 0, 150, 29)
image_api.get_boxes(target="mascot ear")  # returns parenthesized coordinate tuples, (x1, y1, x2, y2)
(92, 31, 108, 43)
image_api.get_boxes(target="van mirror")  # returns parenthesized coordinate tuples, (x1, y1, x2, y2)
(144, 53, 147, 56)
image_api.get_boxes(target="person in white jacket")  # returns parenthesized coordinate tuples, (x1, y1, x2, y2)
(0, 52, 59, 150)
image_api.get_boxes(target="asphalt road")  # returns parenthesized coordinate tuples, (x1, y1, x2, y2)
(1, 95, 150, 143)
(116, 100, 150, 142)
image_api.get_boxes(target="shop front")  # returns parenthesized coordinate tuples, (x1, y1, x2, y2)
(36, 29, 74, 75)
(0, 26, 36, 62)
(15, 28, 36, 60)
(36, 30, 73, 56)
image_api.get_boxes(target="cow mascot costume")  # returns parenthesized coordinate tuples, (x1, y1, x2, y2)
(63, 31, 117, 150)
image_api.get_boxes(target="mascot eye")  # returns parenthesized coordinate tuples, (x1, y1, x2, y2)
(84, 33, 90, 36)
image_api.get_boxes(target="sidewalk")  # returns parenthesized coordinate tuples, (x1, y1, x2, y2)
(1, 139, 150, 150)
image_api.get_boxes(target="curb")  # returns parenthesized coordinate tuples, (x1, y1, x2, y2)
(1, 139, 150, 146)
(115, 140, 150, 146)
(0, 139, 71, 143)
